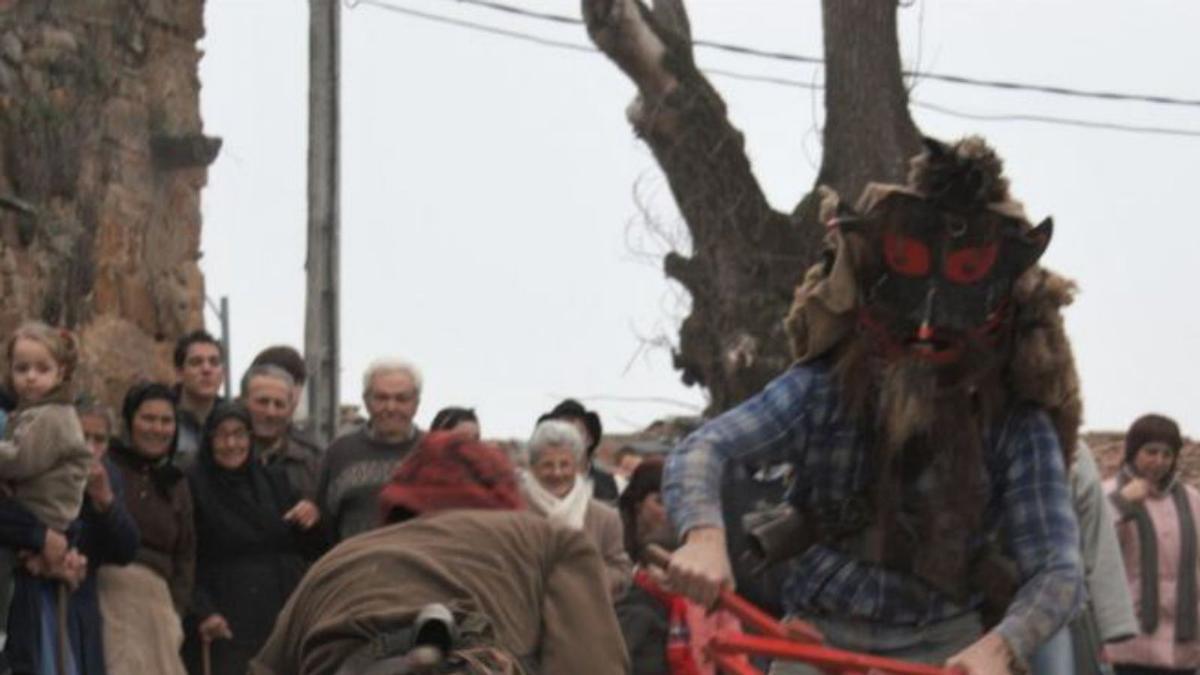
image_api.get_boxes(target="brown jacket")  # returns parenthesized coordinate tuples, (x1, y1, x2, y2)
(259, 433, 321, 501)
(250, 509, 629, 675)
(110, 446, 196, 614)
(584, 500, 633, 598)
(0, 402, 92, 531)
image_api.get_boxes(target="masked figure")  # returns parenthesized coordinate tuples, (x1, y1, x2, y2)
(663, 136, 1084, 675)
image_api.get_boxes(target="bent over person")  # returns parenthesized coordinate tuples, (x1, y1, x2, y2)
(663, 137, 1085, 675)
(251, 431, 629, 675)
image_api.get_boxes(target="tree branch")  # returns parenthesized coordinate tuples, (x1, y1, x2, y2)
(583, 0, 678, 101)
(584, 0, 811, 413)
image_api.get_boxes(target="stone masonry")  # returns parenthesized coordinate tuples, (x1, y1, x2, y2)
(0, 0, 217, 407)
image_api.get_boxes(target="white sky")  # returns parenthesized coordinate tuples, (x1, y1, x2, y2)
(198, 0, 1200, 440)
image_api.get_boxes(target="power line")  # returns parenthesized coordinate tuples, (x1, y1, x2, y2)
(699, 69, 1200, 139)
(913, 100, 1200, 138)
(348, 0, 1200, 138)
(353, 0, 593, 53)
(388, 0, 1200, 109)
(705, 67, 821, 92)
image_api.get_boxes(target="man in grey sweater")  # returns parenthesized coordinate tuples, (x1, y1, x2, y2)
(317, 357, 424, 541)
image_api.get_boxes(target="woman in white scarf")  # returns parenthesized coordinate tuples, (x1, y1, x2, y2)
(522, 420, 632, 598)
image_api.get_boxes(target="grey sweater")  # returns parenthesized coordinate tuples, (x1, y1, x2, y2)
(316, 427, 421, 541)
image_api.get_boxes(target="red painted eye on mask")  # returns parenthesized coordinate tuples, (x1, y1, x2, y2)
(882, 232, 931, 277)
(944, 242, 999, 284)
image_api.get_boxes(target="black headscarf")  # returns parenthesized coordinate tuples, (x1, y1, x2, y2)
(190, 401, 294, 546)
(110, 381, 184, 495)
(197, 401, 255, 474)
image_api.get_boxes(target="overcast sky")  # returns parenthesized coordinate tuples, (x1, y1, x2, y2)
(198, 0, 1200, 441)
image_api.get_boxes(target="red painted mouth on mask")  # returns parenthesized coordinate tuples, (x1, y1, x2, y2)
(858, 300, 1011, 368)
(903, 336, 964, 365)
(858, 311, 969, 366)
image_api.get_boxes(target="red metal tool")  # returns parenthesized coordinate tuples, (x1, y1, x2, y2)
(644, 545, 966, 675)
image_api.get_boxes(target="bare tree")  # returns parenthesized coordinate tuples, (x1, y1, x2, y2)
(583, 0, 921, 414)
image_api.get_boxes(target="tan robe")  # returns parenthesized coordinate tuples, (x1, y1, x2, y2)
(98, 563, 187, 675)
(250, 509, 629, 675)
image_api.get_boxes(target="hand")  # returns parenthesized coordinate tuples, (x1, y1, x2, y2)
(41, 529, 68, 567)
(86, 460, 115, 512)
(199, 614, 233, 643)
(946, 631, 1014, 675)
(665, 527, 733, 608)
(1120, 478, 1151, 504)
(24, 548, 89, 590)
(56, 550, 89, 590)
(283, 499, 320, 530)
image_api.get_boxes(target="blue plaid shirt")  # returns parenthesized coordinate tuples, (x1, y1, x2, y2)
(663, 361, 1083, 660)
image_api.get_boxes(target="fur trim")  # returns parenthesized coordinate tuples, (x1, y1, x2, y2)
(783, 232, 857, 363)
(1007, 266, 1083, 463)
(908, 136, 1010, 212)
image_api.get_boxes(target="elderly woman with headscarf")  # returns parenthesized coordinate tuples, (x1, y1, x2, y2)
(520, 419, 632, 598)
(99, 382, 195, 675)
(1104, 413, 1200, 675)
(183, 401, 327, 675)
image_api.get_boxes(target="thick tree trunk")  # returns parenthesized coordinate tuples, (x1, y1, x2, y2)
(584, 0, 920, 414)
(818, 0, 922, 198)
(0, 1, 218, 406)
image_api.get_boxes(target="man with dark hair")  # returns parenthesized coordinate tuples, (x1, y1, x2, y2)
(539, 399, 619, 503)
(251, 345, 307, 389)
(173, 329, 225, 465)
(251, 432, 629, 675)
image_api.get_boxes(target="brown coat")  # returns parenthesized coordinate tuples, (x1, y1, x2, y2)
(584, 500, 634, 598)
(109, 446, 196, 614)
(0, 402, 92, 531)
(259, 433, 321, 501)
(250, 509, 629, 675)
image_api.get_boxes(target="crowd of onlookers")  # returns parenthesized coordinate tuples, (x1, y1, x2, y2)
(1, 319, 1198, 675)
(0, 322, 663, 675)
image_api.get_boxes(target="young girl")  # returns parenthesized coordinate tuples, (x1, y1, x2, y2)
(0, 321, 94, 630)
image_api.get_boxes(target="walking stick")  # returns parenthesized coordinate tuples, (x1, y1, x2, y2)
(56, 582, 69, 675)
(202, 638, 212, 675)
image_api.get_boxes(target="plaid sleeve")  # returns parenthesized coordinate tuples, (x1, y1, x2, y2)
(663, 367, 814, 536)
(994, 409, 1085, 662)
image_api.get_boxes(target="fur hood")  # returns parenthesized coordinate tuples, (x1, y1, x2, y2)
(784, 230, 1082, 461)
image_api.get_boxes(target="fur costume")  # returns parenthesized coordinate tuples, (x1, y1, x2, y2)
(779, 137, 1083, 591)
(784, 137, 1082, 464)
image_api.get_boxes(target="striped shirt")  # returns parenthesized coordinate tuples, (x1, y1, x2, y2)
(663, 361, 1083, 660)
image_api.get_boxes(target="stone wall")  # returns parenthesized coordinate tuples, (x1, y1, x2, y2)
(0, 0, 217, 406)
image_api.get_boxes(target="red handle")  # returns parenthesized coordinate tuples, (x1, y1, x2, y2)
(643, 545, 965, 675)
(711, 633, 965, 675)
(644, 544, 823, 643)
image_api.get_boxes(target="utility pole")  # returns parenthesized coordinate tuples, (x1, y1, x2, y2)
(305, 0, 340, 446)
(206, 295, 233, 397)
